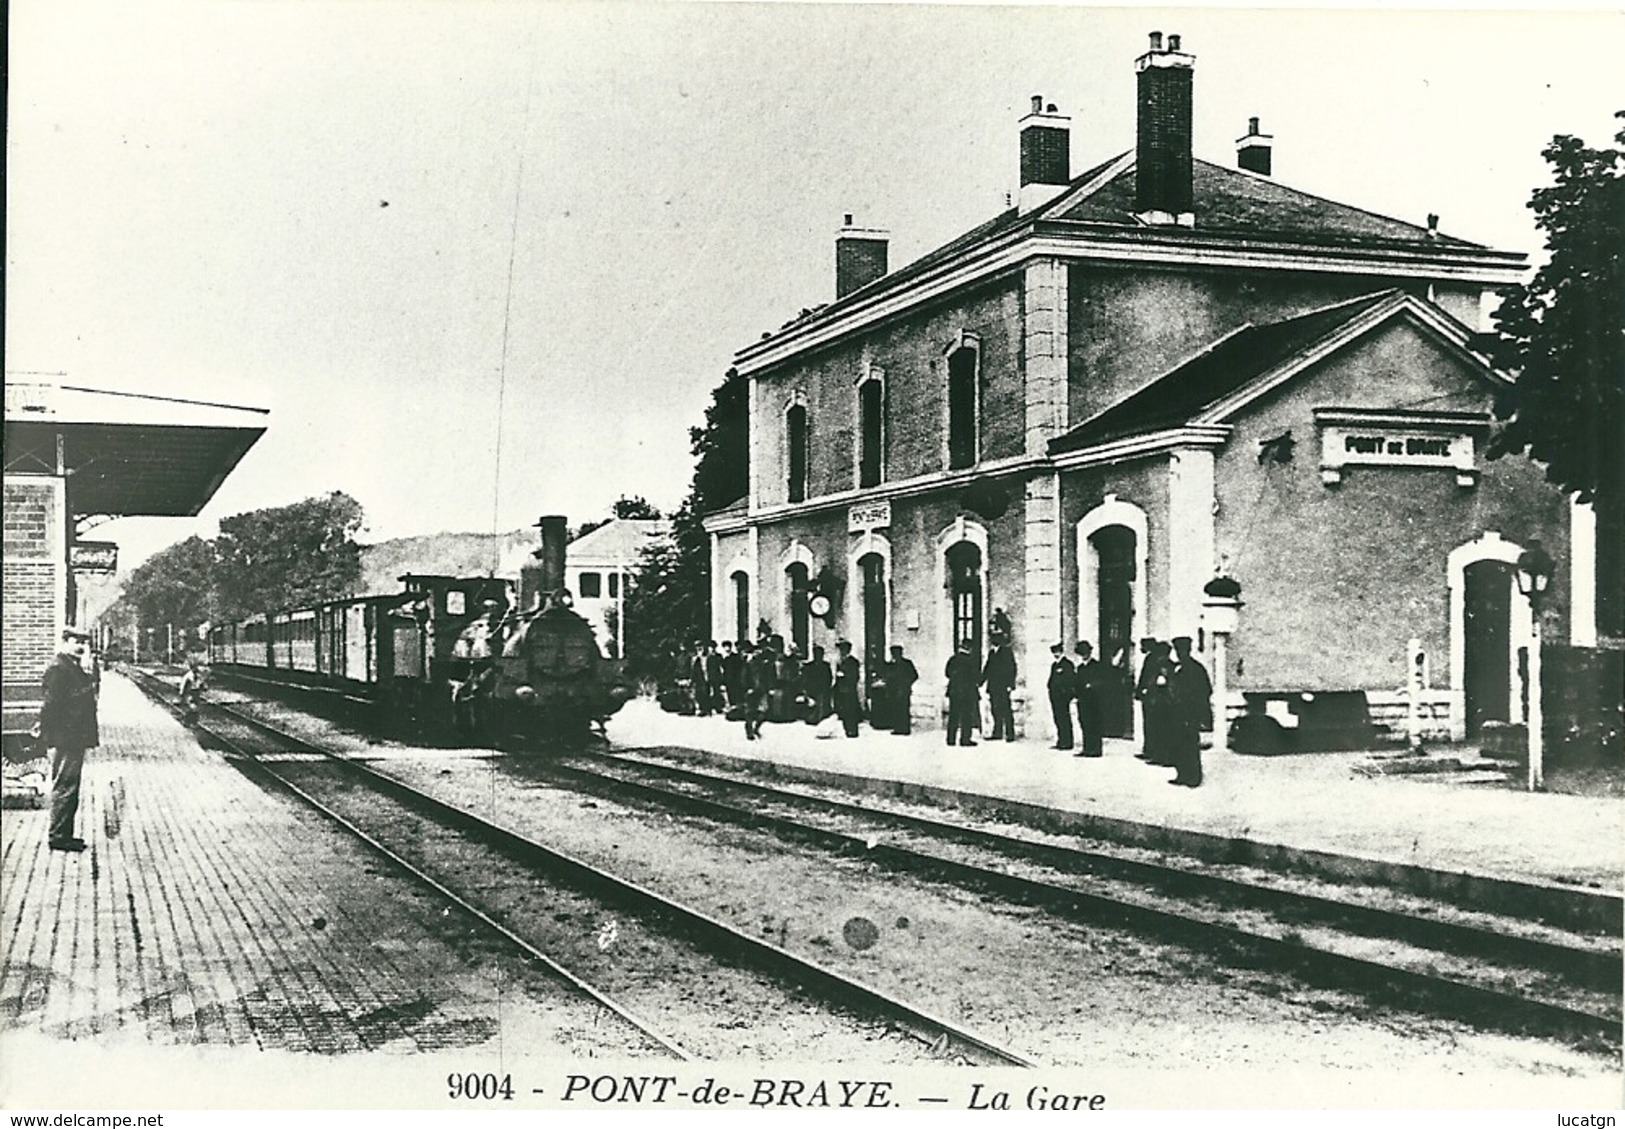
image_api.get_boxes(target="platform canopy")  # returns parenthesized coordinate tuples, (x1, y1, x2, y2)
(3, 382, 268, 517)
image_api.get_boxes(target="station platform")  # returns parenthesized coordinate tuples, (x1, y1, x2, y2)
(603, 699, 1625, 918)
(0, 671, 580, 1104)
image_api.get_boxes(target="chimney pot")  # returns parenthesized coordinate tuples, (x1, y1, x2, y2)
(1167, 33, 1181, 51)
(1135, 33, 1195, 221)
(1031, 94, 1043, 114)
(836, 221, 889, 298)
(1426, 213, 1440, 237)
(1046, 102, 1057, 113)
(1236, 116, 1272, 176)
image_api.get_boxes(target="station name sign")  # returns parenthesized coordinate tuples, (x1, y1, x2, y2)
(848, 499, 891, 532)
(70, 541, 119, 573)
(1315, 410, 1484, 488)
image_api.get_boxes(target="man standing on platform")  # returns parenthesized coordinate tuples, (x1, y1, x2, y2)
(703, 642, 725, 716)
(1073, 641, 1104, 758)
(40, 629, 98, 853)
(1135, 638, 1173, 767)
(944, 639, 981, 747)
(803, 644, 833, 724)
(1168, 637, 1213, 787)
(982, 635, 1018, 742)
(833, 641, 863, 738)
(885, 645, 919, 735)
(1046, 643, 1075, 751)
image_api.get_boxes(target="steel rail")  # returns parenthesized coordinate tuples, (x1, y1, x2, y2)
(132, 672, 1036, 1067)
(554, 752, 1621, 1049)
(124, 668, 691, 1058)
(592, 749, 1622, 986)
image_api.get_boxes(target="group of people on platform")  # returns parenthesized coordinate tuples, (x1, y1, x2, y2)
(682, 635, 920, 741)
(675, 628, 1214, 788)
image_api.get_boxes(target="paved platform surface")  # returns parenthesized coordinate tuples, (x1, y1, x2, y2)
(0, 672, 557, 1064)
(604, 699, 1625, 900)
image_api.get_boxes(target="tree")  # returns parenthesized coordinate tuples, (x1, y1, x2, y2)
(1488, 114, 1625, 638)
(612, 495, 662, 520)
(213, 492, 365, 619)
(624, 371, 750, 678)
(110, 535, 216, 648)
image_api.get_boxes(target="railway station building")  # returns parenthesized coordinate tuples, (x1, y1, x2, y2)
(705, 33, 1597, 745)
(2, 380, 266, 750)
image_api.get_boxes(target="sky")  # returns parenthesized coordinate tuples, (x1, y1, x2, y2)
(7, 0, 1623, 574)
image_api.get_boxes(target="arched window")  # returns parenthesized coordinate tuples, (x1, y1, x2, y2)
(731, 571, 750, 643)
(786, 561, 811, 655)
(858, 378, 884, 488)
(947, 344, 979, 470)
(945, 541, 984, 662)
(787, 404, 809, 503)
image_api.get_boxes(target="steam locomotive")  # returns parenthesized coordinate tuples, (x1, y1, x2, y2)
(206, 515, 630, 744)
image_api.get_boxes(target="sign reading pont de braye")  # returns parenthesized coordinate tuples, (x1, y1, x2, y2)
(848, 500, 891, 532)
(1314, 409, 1486, 487)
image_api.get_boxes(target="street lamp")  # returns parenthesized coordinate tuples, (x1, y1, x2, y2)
(1514, 539, 1555, 792)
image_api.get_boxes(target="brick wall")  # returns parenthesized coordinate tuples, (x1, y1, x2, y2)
(3, 478, 62, 737)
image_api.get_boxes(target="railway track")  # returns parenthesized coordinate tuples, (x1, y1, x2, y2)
(536, 746, 1622, 1052)
(127, 668, 1035, 1066)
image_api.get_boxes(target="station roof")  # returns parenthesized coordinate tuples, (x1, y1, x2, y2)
(3, 382, 268, 517)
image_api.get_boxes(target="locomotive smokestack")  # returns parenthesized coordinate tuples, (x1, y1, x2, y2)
(520, 515, 570, 611)
(538, 515, 568, 593)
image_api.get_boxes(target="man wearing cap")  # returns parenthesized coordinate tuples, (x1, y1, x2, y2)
(884, 645, 919, 735)
(40, 630, 99, 852)
(833, 641, 863, 738)
(1168, 637, 1213, 787)
(982, 635, 1018, 742)
(1073, 641, 1104, 758)
(944, 639, 981, 747)
(1046, 643, 1075, 751)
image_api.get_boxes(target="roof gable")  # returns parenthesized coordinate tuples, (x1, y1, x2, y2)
(1050, 291, 1505, 453)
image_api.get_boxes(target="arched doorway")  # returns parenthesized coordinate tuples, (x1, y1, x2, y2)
(1091, 524, 1138, 737)
(731, 571, 750, 643)
(859, 552, 888, 692)
(945, 541, 984, 663)
(1463, 558, 1515, 737)
(786, 561, 811, 656)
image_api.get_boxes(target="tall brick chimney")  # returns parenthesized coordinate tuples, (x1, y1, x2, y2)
(1135, 30, 1195, 226)
(1236, 116, 1272, 176)
(835, 214, 889, 299)
(1018, 94, 1071, 214)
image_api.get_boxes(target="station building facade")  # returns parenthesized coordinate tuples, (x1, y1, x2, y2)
(704, 33, 1588, 743)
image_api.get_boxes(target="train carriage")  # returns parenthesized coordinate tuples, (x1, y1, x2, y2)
(203, 515, 626, 745)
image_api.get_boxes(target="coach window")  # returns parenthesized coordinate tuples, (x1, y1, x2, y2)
(858, 376, 884, 488)
(787, 403, 810, 503)
(579, 572, 602, 599)
(947, 340, 980, 470)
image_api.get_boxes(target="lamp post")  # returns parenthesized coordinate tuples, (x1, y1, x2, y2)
(1202, 574, 1243, 755)
(1514, 539, 1555, 792)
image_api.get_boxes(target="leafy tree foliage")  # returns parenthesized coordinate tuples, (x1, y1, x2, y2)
(572, 495, 664, 541)
(111, 535, 216, 647)
(1488, 114, 1625, 636)
(624, 371, 749, 679)
(212, 492, 364, 619)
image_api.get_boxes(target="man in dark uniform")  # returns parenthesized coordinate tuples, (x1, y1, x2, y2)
(688, 641, 712, 716)
(703, 642, 725, 715)
(739, 641, 765, 739)
(1168, 637, 1213, 787)
(1046, 643, 1075, 750)
(803, 645, 833, 724)
(944, 639, 981, 747)
(41, 629, 99, 852)
(885, 645, 919, 735)
(1135, 638, 1174, 767)
(982, 636, 1018, 742)
(1073, 641, 1104, 757)
(721, 640, 745, 712)
(833, 641, 863, 737)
